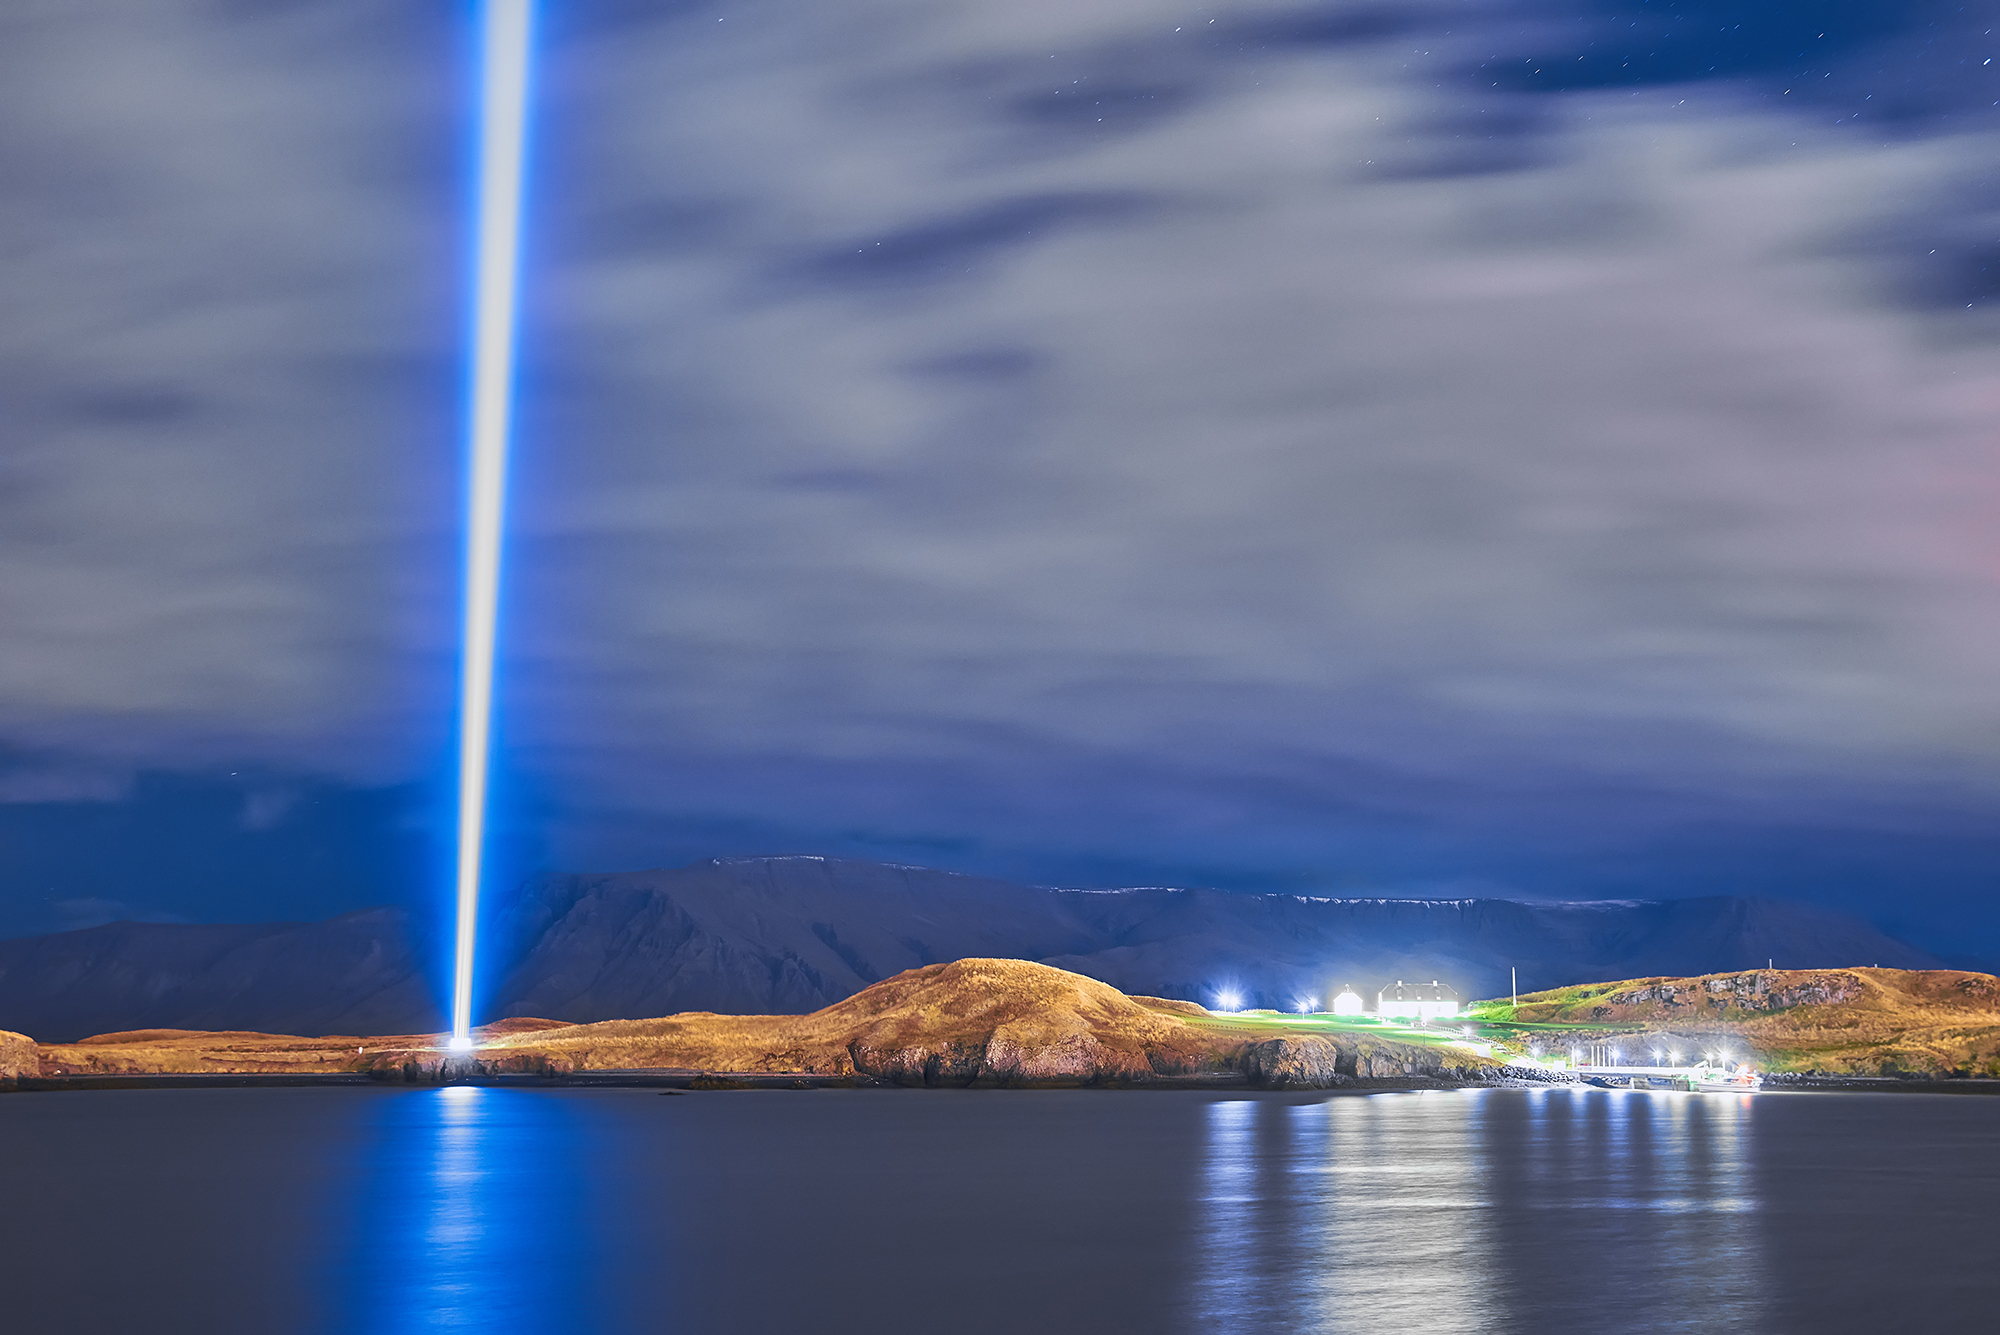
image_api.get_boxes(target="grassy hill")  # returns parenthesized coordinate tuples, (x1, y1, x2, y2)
(1469, 967, 2000, 1077)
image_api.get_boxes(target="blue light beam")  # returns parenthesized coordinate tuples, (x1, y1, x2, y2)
(450, 0, 535, 1052)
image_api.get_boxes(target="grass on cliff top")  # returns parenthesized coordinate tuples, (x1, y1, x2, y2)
(1177, 1010, 1479, 1049)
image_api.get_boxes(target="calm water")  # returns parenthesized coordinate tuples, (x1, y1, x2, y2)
(3, 1086, 1995, 1333)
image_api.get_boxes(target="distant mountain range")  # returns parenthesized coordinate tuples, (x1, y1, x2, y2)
(0, 856, 1943, 1041)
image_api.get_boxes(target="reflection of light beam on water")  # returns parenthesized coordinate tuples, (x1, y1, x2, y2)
(451, 0, 536, 1052)
(342, 1087, 604, 1332)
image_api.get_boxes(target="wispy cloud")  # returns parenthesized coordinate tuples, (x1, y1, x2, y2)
(3, 0, 2000, 925)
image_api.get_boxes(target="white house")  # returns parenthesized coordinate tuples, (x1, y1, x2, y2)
(1377, 979, 1460, 1022)
(1331, 986, 1366, 1016)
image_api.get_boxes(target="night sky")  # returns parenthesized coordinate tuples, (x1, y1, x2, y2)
(3, 1, 1999, 962)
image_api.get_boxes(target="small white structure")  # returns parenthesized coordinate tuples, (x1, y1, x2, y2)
(1377, 979, 1460, 1022)
(1331, 985, 1366, 1016)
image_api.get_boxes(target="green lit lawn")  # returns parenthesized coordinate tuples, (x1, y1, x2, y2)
(1181, 1010, 1488, 1049)
(1174, 1006, 1644, 1061)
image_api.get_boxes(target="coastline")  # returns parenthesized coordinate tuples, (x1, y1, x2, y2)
(13, 959, 2000, 1093)
(13, 1066, 2000, 1095)
(6, 1065, 1498, 1095)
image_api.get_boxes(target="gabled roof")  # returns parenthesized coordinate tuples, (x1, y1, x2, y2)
(1377, 979, 1458, 1001)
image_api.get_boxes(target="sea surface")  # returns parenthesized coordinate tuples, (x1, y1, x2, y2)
(3, 1085, 1995, 1334)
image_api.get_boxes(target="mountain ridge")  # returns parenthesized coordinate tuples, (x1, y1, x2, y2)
(0, 855, 1942, 1041)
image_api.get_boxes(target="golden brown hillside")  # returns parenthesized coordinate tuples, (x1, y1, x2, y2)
(486, 957, 1216, 1081)
(1487, 967, 2000, 1076)
(27, 959, 1491, 1088)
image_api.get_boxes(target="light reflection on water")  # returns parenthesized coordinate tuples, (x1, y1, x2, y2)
(330, 1086, 606, 1335)
(1478, 1089, 1763, 1333)
(1303, 1095, 1494, 1332)
(8, 1085, 1999, 1334)
(1197, 1089, 1765, 1334)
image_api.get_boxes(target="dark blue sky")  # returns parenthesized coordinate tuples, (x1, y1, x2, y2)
(2, 0, 1999, 963)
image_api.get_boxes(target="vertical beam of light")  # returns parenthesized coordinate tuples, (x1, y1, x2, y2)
(451, 0, 535, 1052)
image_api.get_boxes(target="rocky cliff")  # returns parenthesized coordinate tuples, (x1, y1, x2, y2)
(0, 1029, 34, 1084)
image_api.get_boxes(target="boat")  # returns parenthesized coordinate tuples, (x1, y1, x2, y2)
(1690, 1064, 1763, 1094)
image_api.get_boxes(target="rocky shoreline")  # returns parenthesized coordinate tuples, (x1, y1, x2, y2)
(13, 1063, 1999, 1095)
(9, 1067, 1522, 1094)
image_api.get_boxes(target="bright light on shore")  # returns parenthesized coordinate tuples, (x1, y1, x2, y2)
(1216, 991, 1243, 1012)
(450, 0, 536, 1053)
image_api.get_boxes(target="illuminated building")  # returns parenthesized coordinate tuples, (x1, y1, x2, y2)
(1377, 979, 1459, 1021)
